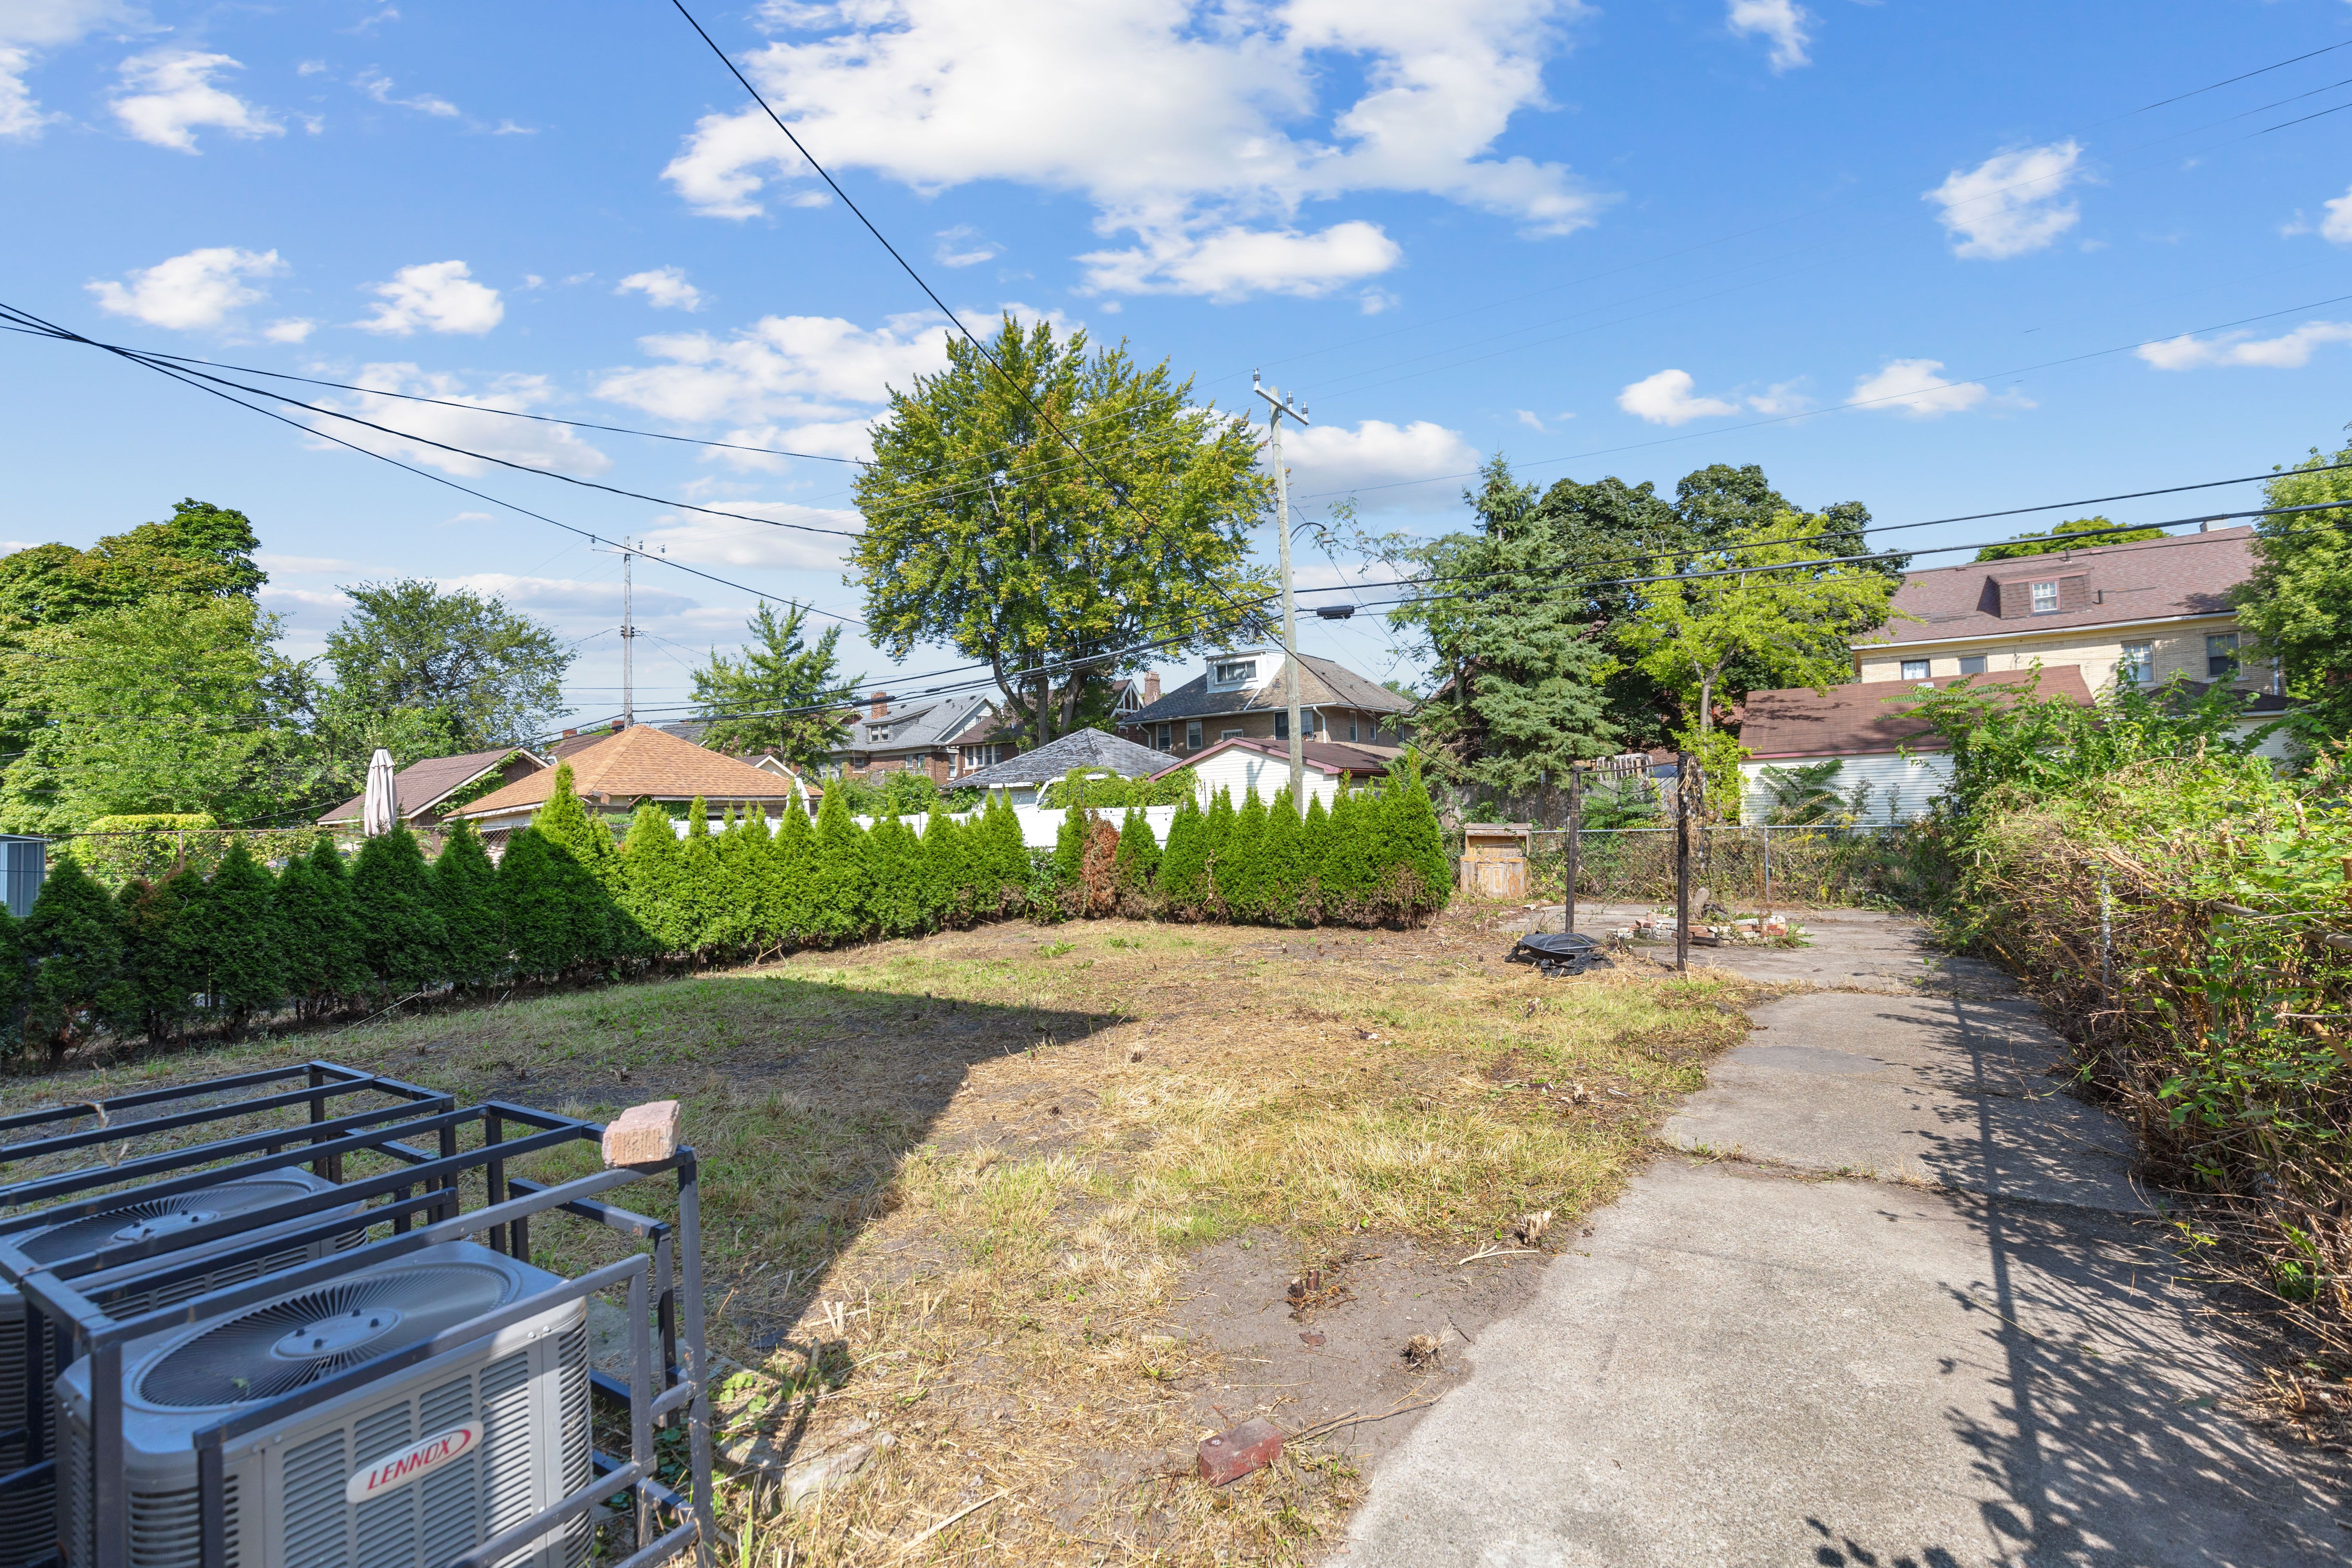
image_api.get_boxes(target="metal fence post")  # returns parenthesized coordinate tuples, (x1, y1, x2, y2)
(1565, 769, 1581, 935)
(1674, 751, 1691, 974)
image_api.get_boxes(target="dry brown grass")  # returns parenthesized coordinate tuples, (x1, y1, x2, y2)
(0, 911, 1768, 1566)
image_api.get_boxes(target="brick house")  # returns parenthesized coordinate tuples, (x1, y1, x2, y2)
(826, 692, 1005, 786)
(1120, 651, 1413, 758)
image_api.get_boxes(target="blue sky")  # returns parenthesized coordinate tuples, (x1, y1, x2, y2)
(5, 0, 2351, 731)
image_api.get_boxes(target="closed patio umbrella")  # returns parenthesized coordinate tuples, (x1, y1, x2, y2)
(361, 748, 399, 836)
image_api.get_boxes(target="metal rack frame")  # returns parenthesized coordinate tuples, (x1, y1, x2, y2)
(0, 1065, 713, 1568)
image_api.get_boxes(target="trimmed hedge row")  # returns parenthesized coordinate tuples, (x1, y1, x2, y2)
(0, 758, 1450, 1057)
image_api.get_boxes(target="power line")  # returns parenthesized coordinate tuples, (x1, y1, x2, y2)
(0, 300, 870, 629)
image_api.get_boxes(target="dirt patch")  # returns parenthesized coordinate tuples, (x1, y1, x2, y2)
(1172, 1230, 1553, 1472)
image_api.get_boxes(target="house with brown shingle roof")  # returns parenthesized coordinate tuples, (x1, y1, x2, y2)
(315, 746, 547, 832)
(1853, 526, 2276, 696)
(447, 723, 808, 836)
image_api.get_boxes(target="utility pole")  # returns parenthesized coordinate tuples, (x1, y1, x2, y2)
(1254, 372, 1310, 814)
(621, 537, 637, 729)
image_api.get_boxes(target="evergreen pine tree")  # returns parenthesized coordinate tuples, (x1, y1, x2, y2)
(178, 841, 284, 1035)
(498, 827, 573, 977)
(812, 784, 873, 941)
(621, 802, 686, 956)
(1111, 806, 1161, 914)
(22, 854, 129, 1058)
(350, 827, 444, 989)
(1156, 795, 1210, 919)
(434, 818, 506, 984)
(116, 872, 195, 1042)
(674, 799, 725, 957)
(1215, 790, 1268, 922)
(769, 792, 817, 945)
(1260, 788, 1308, 926)
(1301, 793, 1334, 920)
(282, 838, 366, 1016)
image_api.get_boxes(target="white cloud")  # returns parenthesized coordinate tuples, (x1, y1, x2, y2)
(640, 505, 861, 575)
(667, 0, 1603, 298)
(1926, 141, 2083, 259)
(355, 260, 505, 335)
(1515, 409, 1546, 431)
(934, 225, 1000, 267)
(595, 312, 953, 426)
(1077, 220, 1403, 301)
(1745, 379, 1810, 415)
(616, 266, 705, 312)
(2320, 183, 2352, 245)
(353, 67, 459, 118)
(1617, 368, 1739, 425)
(301, 363, 613, 478)
(110, 49, 282, 152)
(85, 246, 285, 329)
(2136, 321, 2352, 371)
(700, 417, 879, 475)
(437, 573, 698, 619)
(264, 317, 315, 343)
(0, 2, 139, 138)
(1358, 286, 1400, 315)
(1277, 418, 1480, 509)
(254, 551, 365, 574)
(1850, 358, 2029, 417)
(1727, 0, 1812, 71)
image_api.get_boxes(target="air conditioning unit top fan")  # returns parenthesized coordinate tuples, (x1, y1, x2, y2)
(57, 1239, 592, 1568)
(0, 1170, 365, 1568)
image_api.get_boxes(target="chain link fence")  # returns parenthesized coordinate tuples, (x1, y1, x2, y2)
(1512, 824, 1940, 909)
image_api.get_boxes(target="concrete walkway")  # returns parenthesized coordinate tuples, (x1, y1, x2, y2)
(1338, 921, 2348, 1567)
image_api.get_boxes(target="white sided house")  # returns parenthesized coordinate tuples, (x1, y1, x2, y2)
(1154, 735, 1403, 811)
(1736, 668, 2095, 826)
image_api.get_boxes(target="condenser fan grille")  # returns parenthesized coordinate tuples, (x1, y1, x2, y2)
(137, 1264, 511, 1409)
(19, 1179, 325, 1265)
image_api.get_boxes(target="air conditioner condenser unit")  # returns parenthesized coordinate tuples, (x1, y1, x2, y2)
(55, 1240, 591, 1568)
(0, 1170, 367, 1568)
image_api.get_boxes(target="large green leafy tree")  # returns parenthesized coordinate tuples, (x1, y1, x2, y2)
(2235, 434, 2352, 741)
(852, 314, 1272, 745)
(1621, 511, 1899, 737)
(0, 499, 265, 628)
(320, 579, 572, 767)
(0, 595, 312, 834)
(689, 602, 860, 767)
(1975, 516, 2165, 562)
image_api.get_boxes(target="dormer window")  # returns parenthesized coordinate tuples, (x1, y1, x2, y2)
(1212, 658, 1258, 688)
(2029, 580, 2058, 613)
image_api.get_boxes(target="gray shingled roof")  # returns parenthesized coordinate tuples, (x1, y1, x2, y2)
(952, 728, 1180, 790)
(842, 692, 998, 753)
(1127, 652, 1414, 727)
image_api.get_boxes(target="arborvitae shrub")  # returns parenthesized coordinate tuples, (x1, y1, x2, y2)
(769, 796, 816, 943)
(1384, 758, 1452, 919)
(867, 813, 927, 936)
(811, 786, 873, 942)
(982, 793, 1029, 916)
(0, 903, 24, 1054)
(1157, 796, 1210, 919)
(498, 827, 573, 978)
(919, 806, 966, 928)
(1111, 808, 1160, 916)
(433, 819, 505, 984)
(674, 799, 725, 957)
(116, 872, 195, 1043)
(1200, 789, 1237, 916)
(1260, 788, 1308, 926)
(1320, 785, 1379, 925)
(729, 806, 778, 955)
(710, 806, 758, 955)
(179, 841, 283, 1033)
(1051, 802, 1088, 890)
(282, 837, 365, 1016)
(534, 762, 624, 897)
(621, 802, 686, 956)
(23, 854, 128, 1058)
(1301, 793, 1333, 906)
(351, 827, 444, 990)
(1215, 790, 1268, 922)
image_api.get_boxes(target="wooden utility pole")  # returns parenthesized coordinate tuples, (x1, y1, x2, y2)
(1255, 372, 1310, 813)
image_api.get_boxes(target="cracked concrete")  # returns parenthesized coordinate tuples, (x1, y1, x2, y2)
(1335, 912, 2347, 1568)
